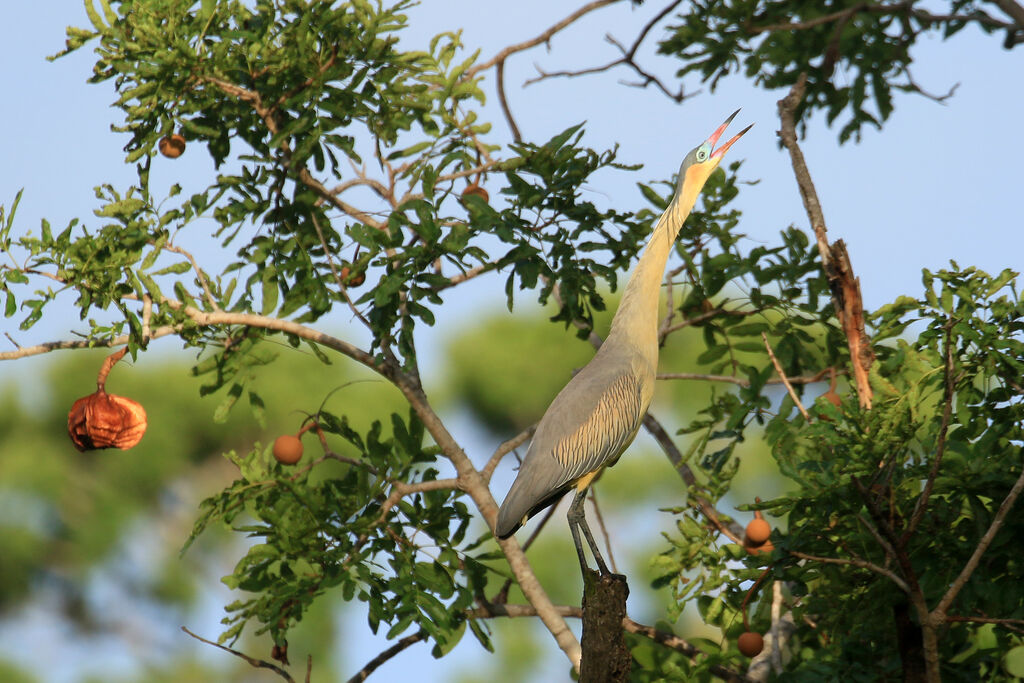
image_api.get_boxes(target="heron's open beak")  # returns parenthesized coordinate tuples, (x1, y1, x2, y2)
(707, 109, 753, 160)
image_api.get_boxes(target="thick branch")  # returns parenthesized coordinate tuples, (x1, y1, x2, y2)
(468, 603, 748, 681)
(390, 375, 583, 671)
(641, 413, 745, 543)
(0, 326, 178, 361)
(777, 75, 874, 409)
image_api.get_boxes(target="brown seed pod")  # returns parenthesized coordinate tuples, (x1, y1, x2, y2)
(340, 265, 366, 287)
(273, 434, 304, 465)
(270, 642, 289, 665)
(745, 518, 771, 547)
(67, 348, 147, 451)
(68, 391, 148, 451)
(158, 134, 186, 159)
(823, 389, 841, 408)
(738, 631, 764, 657)
(461, 184, 489, 204)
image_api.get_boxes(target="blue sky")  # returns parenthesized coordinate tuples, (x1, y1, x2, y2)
(1, 1, 1022, 681)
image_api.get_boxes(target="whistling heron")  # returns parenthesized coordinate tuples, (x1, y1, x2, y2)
(495, 111, 751, 575)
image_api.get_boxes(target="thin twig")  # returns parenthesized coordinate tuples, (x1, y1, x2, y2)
(496, 59, 522, 142)
(788, 550, 910, 594)
(525, 0, 690, 103)
(902, 317, 955, 543)
(483, 424, 536, 483)
(165, 243, 220, 311)
(346, 631, 427, 683)
(310, 212, 374, 332)
(465, 0, 621, 78)
(378, 478, 460, 521)
(589, 487, 618, 574)
(181, 627, 295, 682)
(657, 368, 831, 387)
(746, 1, 1015, 35)
(491, 503, 561, 605)
(761, 333, 810, 421)
(658, 305, 760, 340)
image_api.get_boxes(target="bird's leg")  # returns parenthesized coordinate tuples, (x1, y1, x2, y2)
(567, 487, 611, 576)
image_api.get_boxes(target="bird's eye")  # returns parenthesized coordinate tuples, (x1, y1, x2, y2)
(696, 147, 709, 162)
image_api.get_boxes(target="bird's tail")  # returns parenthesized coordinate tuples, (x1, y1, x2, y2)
(494, 484, 529, 539)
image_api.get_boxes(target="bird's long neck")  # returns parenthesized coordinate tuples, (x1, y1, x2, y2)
(604, 190, 697, 358)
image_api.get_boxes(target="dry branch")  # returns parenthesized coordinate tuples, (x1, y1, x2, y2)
(777, 74, 875, 409)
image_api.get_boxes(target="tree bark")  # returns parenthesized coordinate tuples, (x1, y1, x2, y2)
(893, 600, 926, 683)
(580, 570, 631, 683)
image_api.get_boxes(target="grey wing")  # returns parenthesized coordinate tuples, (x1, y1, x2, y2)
(494, 367, 647, 538)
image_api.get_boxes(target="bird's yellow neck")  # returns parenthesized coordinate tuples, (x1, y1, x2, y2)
(604, 169, 707, 359)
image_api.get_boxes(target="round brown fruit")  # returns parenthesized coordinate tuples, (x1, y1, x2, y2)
(745, 518, 771, 547)
(461, 184, 489, 204)
(158, 134, 186, 159)
(273, 434, 303, 464)
(738, 631, 764, 657)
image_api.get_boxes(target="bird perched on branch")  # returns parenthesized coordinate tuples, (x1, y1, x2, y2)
(495, 111, 751, 575)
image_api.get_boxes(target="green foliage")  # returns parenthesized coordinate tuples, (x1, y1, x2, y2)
(658, 1, 1010, 142)
(185, 408, 491, 655)
(652, 264, 1024, 678)
(3, 0, 1022, 680)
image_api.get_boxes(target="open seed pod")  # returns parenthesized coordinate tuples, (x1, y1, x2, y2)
(68, 390, 147, 451)
(67, 348, 147, 451)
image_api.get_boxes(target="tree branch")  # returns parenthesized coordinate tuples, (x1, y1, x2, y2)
(932, 462, 1024, 621)
(525, 0, 693, 103)
(777, 74, 874, 409)
(641, 413, 745, 544)
(483, 424, 536, 483)
(346, 631, 427, 683)
(181, 626, 295, 682)
(901, 317, 955, 544)
(468, 603, 749, 681)
(788, 550, 910, 594)
(0, 326, 179, 361)
(762, 333, 810, 421)
(465, 0, 622, 78)
(657, 368, 831, 387)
